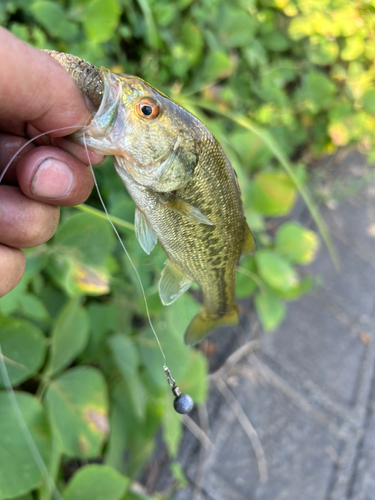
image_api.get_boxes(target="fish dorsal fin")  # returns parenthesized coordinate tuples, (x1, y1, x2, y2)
(159, 260, 192, 305)
(166, 197, 213, 226)
(242, 222, 257, 255)
(135, 207, 158, 255)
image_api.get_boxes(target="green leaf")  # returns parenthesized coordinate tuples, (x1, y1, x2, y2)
(53, 213, 115, 268)
(230, 129, 273, 170)
(0, 274, 28, 315)
(84, 302, 119, 360)
(0, 316, 46, 388)
(248, 172, 297, 216)
(30, 1, 78, 41)
(362, 89, 375, 115)
(296, 70, 336, 113)
(83, 0, 121, 43)
(0, 392, 50, 500)
(45, 367, 109, 458)
(221, 10, 256, 47)
(277, 276, 313, 300)
(261, 30, 290, 52)
(18, 293, 50, 322)
(63, 464, 128, 500)
(236, 269, 257, 299)
(180, 22, 203, 65)
(104, 404, 128, 473)
(47, 253, 111, 297)
(307, 36, 339, 65)
(341, 34, 364, 61)
(254, 290, 286, 331)
(23, 246, 49, 278)
(255, 250, 299, 292)
(202, 51, 233, 82)
(275, 222, 320, 264)
(48, 299, 90, 376)
(10, 22, 29, 42)
(153, 2, 177, 27)
(288, 16, 314, 40)
(110, 384, 163, 475)
(108, 334, 147, 420)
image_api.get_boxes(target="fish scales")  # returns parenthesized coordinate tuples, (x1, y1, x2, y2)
(43, 51, 256, 345)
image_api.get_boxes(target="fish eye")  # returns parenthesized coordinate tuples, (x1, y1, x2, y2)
(136, 98, 160, 119)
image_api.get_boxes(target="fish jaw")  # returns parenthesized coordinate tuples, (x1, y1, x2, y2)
(72, 68, 126, 154)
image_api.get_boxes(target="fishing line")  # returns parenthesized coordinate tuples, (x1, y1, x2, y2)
(1, 120, 193, 410)
(82, 134, 167, 366)
(81, 133, 194, 413)
(0, 124, 89, 184)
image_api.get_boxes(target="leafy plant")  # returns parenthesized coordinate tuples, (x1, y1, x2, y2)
(0, 0, 371, 497)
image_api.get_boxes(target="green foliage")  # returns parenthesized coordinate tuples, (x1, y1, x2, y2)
(63, 464, 129, 500)
(0, 0, 371, 497)
(47, 299, 89, 376)
(45, 366, 108, 458)
(275, 222, 320, 264)
(0, 315, 46, 388)
(0, 392, 50, 500)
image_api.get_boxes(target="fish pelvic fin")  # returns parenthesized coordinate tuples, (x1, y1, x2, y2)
(159, 259, 192, 305)
(135, 207, 158, 255)
(242, 222, 257, 256)
(184, 305, 239, 346)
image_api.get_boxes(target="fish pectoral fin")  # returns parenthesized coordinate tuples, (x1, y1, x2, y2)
(135, 207, 158, 255)
(242, 222, 257, 256)
(159, 260, 192, 305)
(184, 306, 239, 346)
(166, 197, 213, 226)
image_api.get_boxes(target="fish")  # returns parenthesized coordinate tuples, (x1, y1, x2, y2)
(44, 51, 256, 345)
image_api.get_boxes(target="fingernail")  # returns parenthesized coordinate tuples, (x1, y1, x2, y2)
(31, 158, 74, 199)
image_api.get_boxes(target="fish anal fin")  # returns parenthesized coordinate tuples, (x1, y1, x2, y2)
(184, 306, 239, 346)
(242, 222, 257, 256)
(166, 197, 213, 226)
(135, 207, 158, 255)
(159, 260, 192, 305)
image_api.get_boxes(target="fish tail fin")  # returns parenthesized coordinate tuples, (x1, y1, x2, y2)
(184, 306, 239, 346)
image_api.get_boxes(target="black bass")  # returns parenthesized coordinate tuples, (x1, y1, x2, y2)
(45, 52, 256, 345)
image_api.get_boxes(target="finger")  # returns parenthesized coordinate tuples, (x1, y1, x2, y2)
(16, 146, 94, 206)
(0, 244, 25, 298)
(0, 186, 60, 248)
(26, 125, 106, 165)
(0, 132, 35, 183)
(0, 28, 91, 134)
(51, 137, 106, 166)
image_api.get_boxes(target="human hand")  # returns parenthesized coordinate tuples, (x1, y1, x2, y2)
(0, 28, 105, 297)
